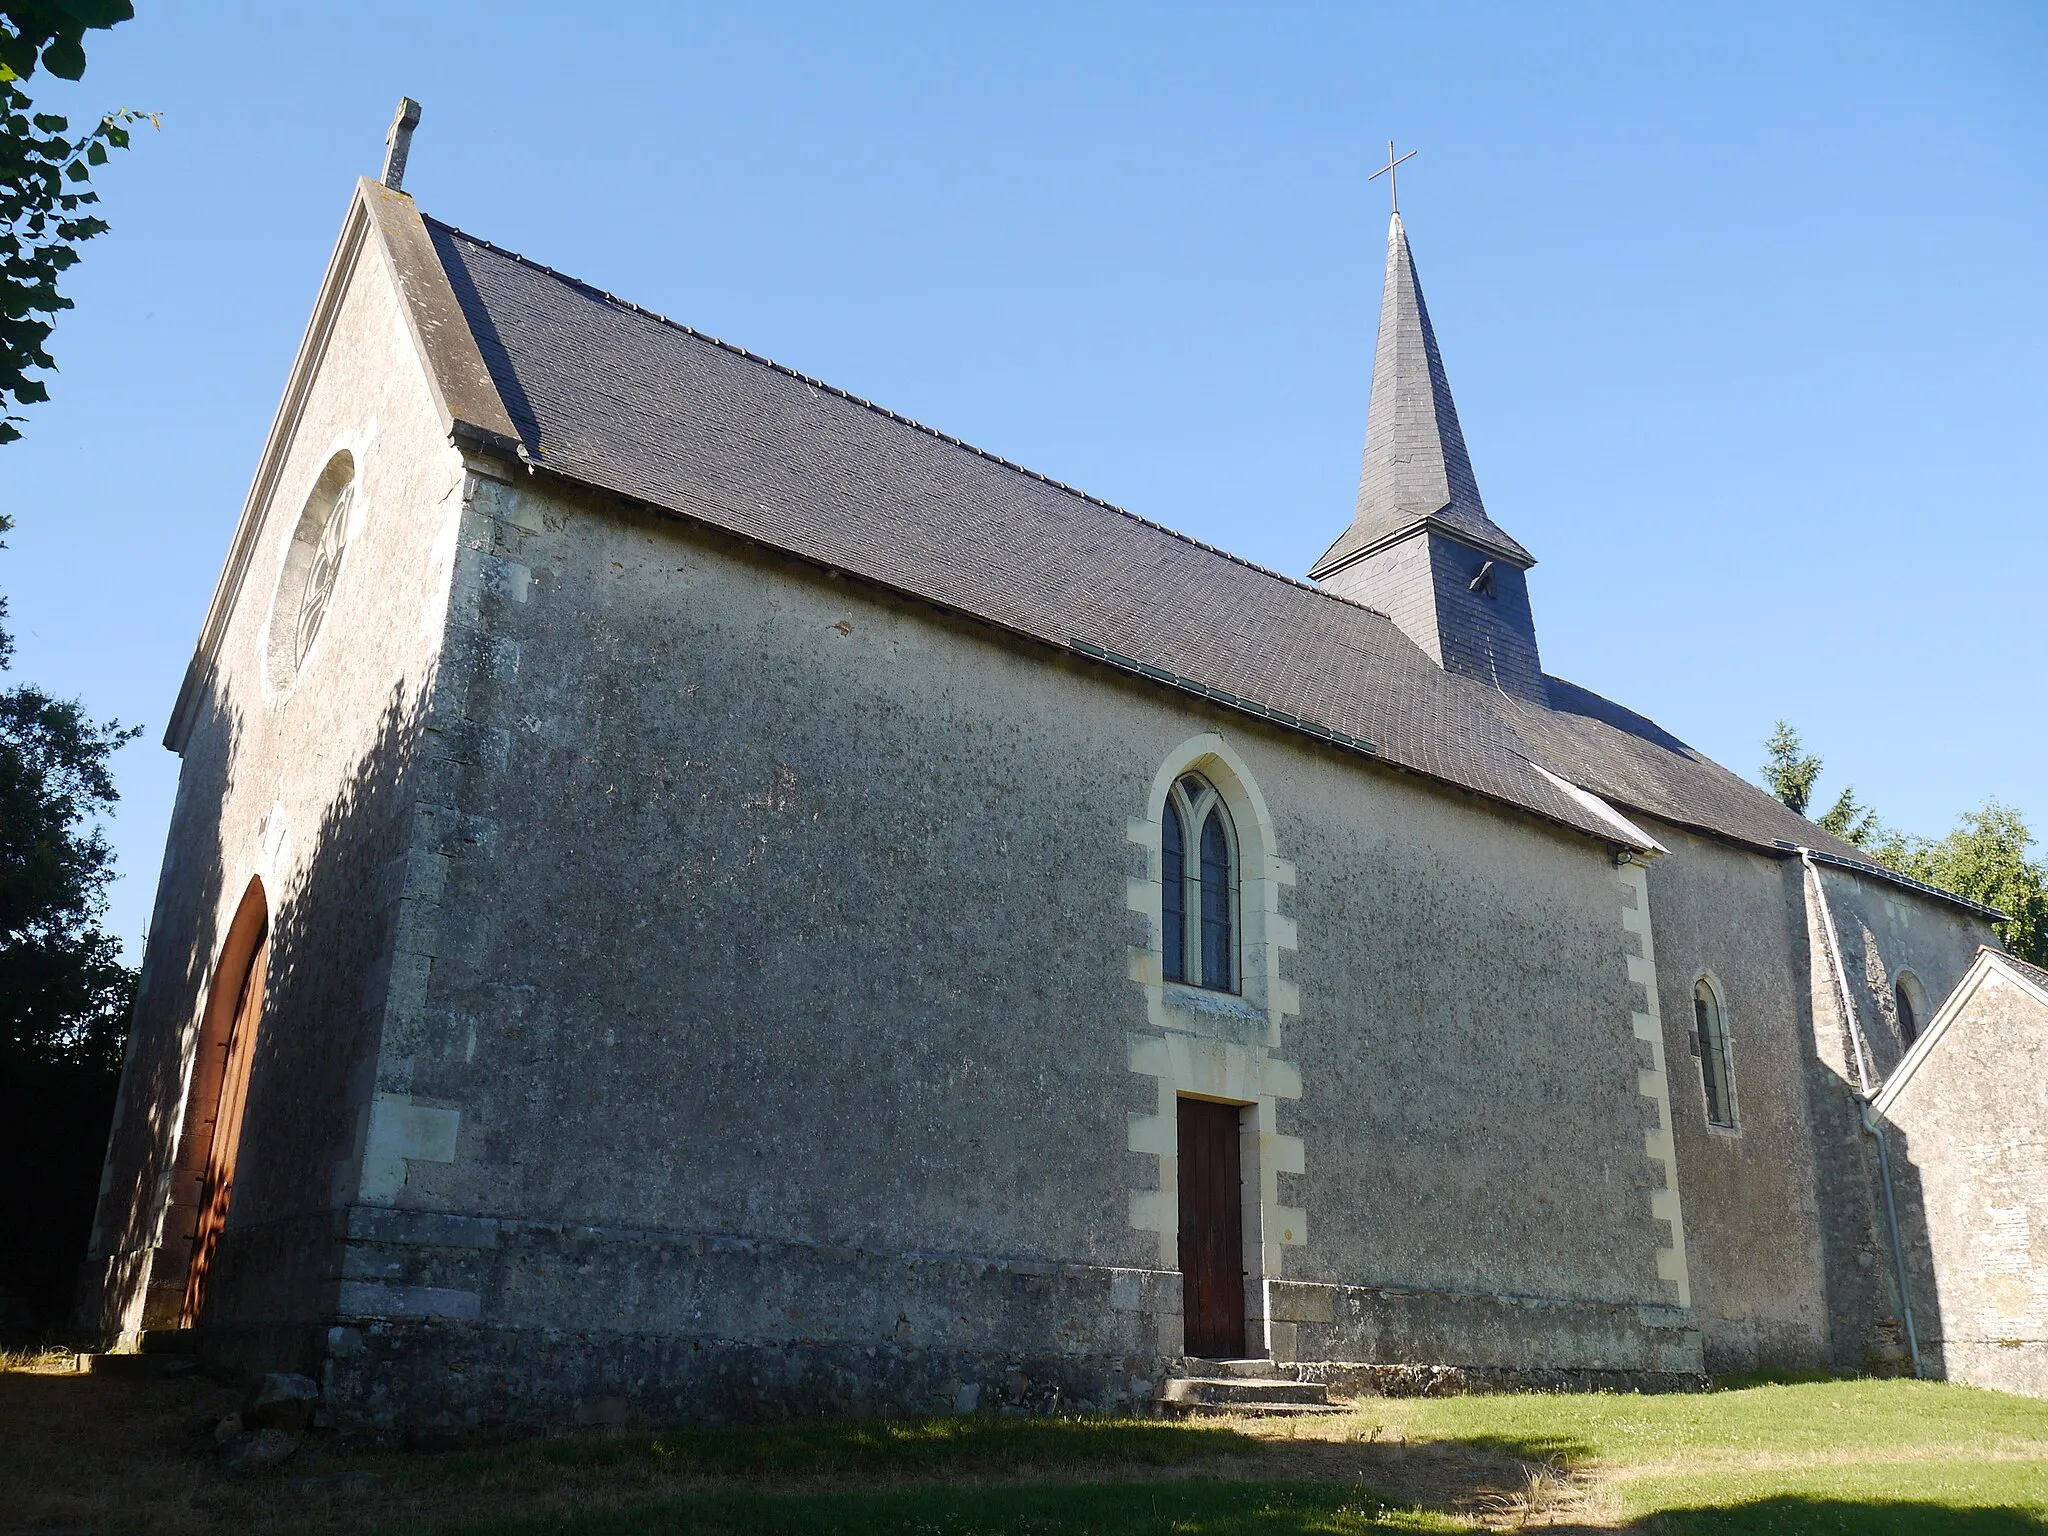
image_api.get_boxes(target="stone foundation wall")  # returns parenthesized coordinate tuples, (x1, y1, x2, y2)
(1268, 1278, 1702, 1376)
(321, 1324, 1157, 1433)
(174, 1203, 1707, 1430)
(1301, 1361, 1707, 1397)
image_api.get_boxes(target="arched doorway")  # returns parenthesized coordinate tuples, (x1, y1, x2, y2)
(165, 878, 269, 1327)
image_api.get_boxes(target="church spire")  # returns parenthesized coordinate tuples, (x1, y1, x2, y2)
(1312, 211, 1547, 703)
(1312, 212, 1530, 576)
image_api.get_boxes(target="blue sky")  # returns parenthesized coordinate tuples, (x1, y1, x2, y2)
(7, 2, 2045, 955)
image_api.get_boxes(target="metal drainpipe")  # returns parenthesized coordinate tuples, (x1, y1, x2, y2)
(1801, 848, 1921, 1378)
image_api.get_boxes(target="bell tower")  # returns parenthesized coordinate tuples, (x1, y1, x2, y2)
(1311, 212, 1547, 704)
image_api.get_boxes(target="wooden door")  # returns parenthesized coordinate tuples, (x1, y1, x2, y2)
(180, 923, 268, 1326)
(1177, 1097, 1246, 1359)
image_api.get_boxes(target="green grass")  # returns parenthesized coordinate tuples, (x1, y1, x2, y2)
(17, 1346, 2046, 1535)
(442, 1480, 1460, 1535)
(1348, 1377, 2048, 1531)
(384, 1382, 2048, 1533)
(1367, 1375, 2048, 1468)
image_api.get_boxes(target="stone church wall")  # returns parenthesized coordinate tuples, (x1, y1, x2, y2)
(80, 239, 471, 1350)
(1803, 866, 1990, 1374)
(1881, 960, 2048, 1397)
(1637, 824, 1991, 1377)
(304, 468, 1701, 1428)
(1816, 867, 1985, 1083)
(1636, 821, 1833, 1373)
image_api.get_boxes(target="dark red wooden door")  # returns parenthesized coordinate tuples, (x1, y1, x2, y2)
(1177, 1097, 1246, 1358)
(181, 924, 268, 1327)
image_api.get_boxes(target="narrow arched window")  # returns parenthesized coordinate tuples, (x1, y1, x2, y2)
(1163, 773, 1237, 992)
(1894, 976, 1920, 1046)
(1693, 978, 1736, 1129)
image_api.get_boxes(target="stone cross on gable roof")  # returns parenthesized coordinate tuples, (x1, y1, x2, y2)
(382, 97, 422, 193)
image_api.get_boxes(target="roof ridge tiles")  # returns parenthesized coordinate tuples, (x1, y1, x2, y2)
(421, 215, 1393, 623)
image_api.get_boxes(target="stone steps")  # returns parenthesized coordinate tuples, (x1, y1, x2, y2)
(1158, 1358, 1334, 1415)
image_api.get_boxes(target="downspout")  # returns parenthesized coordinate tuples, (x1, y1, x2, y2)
(1800, 848, 1921, 1378)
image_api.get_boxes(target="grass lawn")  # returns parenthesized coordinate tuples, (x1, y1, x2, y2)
(1369, 1378, 2048, 1529)
(4, 1350, 2046, 1533)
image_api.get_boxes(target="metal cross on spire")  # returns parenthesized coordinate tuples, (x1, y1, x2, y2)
(1368, 139, 1418, 214)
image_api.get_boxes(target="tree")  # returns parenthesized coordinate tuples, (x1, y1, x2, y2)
(1759, 723, 2048, 969)
(1879, 801, 2048, 969)
(1816, 783, 1879, 847)
(0, 1, 146, 1336)
(0, 590, 138, 1069)
(1762, 720, 1823, 817)
(0, 509, 139, 1335)
(2, 1, 149, 443)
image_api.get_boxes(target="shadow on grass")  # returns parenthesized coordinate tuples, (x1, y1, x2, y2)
(440, 1480, 1446, 1535)
(412, 1413, 1263, 1484)
(1639, 1497, 2048, 1534)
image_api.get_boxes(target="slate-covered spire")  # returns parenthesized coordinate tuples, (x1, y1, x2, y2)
(1313, 213, 1530, 575)
(1312, 213, 1548, 703)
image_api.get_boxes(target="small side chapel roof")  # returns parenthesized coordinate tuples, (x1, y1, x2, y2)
(1873, 946, 2048, 1116)
(415, 211, 1877, 864)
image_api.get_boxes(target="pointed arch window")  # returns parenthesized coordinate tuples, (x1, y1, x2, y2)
(1163, 773, 1238, 992)
(1894, 974, 1923, 1047)
(1693, 977, 1737, 1130)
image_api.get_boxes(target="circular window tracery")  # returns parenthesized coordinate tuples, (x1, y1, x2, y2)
(293, 479, 352, 670)
(265, 452, 357, 695)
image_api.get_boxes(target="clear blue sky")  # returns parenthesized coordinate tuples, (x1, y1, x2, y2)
(8, 2, 2045, 955)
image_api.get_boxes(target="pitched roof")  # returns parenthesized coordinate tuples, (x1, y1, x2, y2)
(421, 215, 1879, 866)
(1311, 214, 1532, 577)
(1997, 949, 2048, 993)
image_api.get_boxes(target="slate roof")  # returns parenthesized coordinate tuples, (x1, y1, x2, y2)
(1311, 214, 1533, 578)
(424, 216, 1875, 865)
(1995, 949, 2048, 993)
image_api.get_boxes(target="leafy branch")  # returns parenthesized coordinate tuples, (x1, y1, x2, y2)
(1, 1, 150, 444)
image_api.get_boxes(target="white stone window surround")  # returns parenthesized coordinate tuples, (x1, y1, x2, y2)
(1690, 968, 1740, 1136)
(258, 428, 374, 703)
(1125, 732, 1305, 1357)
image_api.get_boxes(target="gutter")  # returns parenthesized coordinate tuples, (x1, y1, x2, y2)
(1799, 846, 1921, 1378)
(1775, 841, 2007, 924)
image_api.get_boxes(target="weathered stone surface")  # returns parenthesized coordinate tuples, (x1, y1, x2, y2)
(1880, 953, 2048, 1397)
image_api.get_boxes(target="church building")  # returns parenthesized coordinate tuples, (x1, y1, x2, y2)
(80, 116, 2039, 1426)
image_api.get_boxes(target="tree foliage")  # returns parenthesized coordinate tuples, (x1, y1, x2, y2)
(1762, 720, 1823, 817)
(0, 513, 138, 1071)
(1, 1, 148, 444)
(0, 508, 138, 1334)
(1759, 721, 2048, 968)
(1869, 802, 2048, 969)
